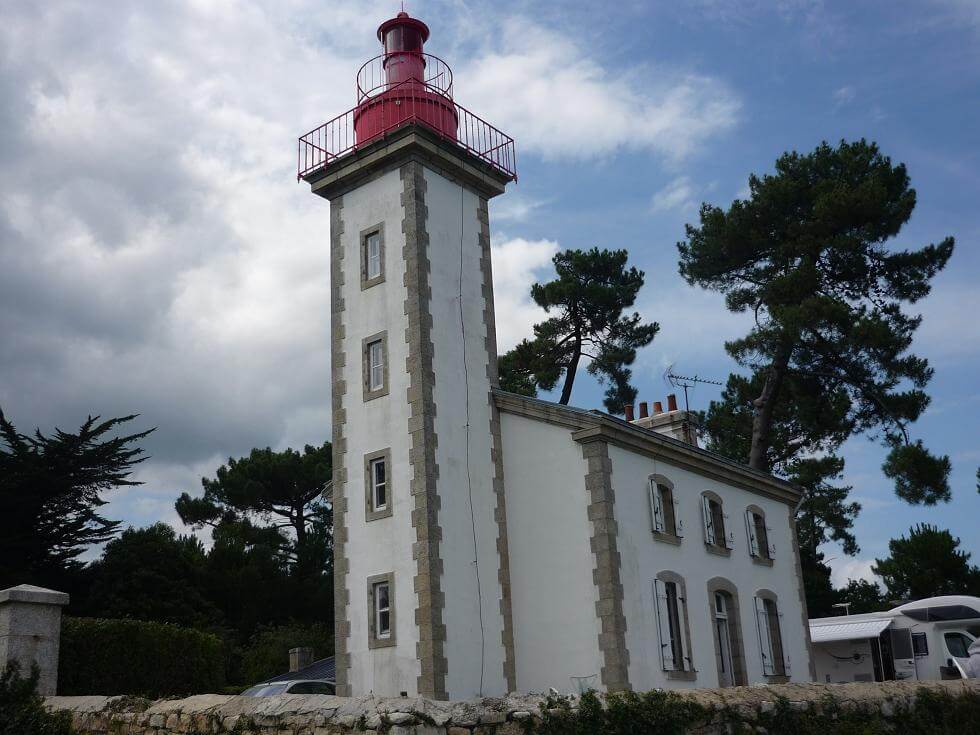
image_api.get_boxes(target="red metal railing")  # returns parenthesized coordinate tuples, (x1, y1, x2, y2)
(297, 77, 516, 182)
(357, 53, 453, 103)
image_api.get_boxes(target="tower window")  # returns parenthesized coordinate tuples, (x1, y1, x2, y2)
(368, 572, 396, 648)
(364, 448, 392, 521)
(360, 224, 386, 289)
(362, 332, 389, 401)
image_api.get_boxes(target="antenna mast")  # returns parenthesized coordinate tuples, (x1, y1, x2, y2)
(664, 365, 723, 412)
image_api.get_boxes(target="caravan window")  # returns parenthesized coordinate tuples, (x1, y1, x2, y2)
(945, 632, 973, 658)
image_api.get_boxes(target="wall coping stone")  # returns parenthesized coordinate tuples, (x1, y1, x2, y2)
(0, 584, 70, 606)
(46, 681, 980, 734)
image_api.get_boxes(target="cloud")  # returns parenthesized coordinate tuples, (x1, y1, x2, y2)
(651, 176, 698, 214)
(833, 85, 856, 107)
(456, 19, 740, 162)
(829, 557, 881, 588)
(490, 236, 559, 351)
(490, 194, 551, 223)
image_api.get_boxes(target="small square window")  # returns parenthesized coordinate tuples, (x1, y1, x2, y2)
(364, 449, 392, 521)
(360, 224, 385, 289)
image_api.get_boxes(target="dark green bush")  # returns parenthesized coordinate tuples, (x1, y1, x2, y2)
(234, 622, 333, 687)
(0, 662, 74, 735)
(58, 617, 225, 697)
(533, 687, 980, 735)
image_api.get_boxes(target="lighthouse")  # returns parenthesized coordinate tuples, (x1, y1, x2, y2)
(298, 11, 516, 699)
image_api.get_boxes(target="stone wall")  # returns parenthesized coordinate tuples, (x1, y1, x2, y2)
(47, 680, 980, 734)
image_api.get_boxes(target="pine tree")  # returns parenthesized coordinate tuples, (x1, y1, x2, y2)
(498, 248, 659, 412)
(679, 139, 954, 504)
(873, 524, 980, 600)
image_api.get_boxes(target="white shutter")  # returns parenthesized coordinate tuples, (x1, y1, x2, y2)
(755, 596, 775, 675)
(724, 513, 735, 549)
(674, 499, 684, 538)
(766, 525, 776, 559)
(677, 591, 691, 672)
(702, 496, 715, 545)
(653, 579, 676, 671)
(745, 510, 759, 557)
(649, 481, 665, 533)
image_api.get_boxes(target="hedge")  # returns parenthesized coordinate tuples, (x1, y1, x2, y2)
(58, 617, 225, 698)
(533, 687, 980, 735)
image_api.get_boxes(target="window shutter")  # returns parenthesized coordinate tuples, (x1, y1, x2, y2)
(702, 496, 715, 545)
(649, 481, 665, 533)
(723, 513, 735, 549)
(653, 579, 676, 671)
(678, 590, 691, 671)
(673, 499, 684, 538)
(766, 525, 776, 559)
(745, 510, 759, 556)
(755, 596, 775, 676)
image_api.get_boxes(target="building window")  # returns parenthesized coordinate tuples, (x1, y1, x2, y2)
(745, 506, 774, 561)
(364, 448, 392, 521)
(754, 592, 789, 677)
(707, 577, 747, 688)
(362, 332, 389, 401)
(367, 572, 396, 648)
(653, 573, 695, 678)
(360, 224, 385, 289)
(702, 492, 731, 552)
(648, 476, 681, 539)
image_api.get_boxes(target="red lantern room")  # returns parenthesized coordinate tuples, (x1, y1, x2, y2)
(298, 10, 515, 182)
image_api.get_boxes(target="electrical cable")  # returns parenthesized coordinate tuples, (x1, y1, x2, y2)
(458, 182, 486, 696)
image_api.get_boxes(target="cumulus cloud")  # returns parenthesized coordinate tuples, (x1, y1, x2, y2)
(490, 236, 559, 351)
(829, 558, 881, 588)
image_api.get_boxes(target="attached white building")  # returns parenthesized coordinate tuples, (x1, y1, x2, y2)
(300, 10, 815, 701)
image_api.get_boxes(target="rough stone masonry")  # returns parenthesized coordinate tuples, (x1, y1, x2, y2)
(46, 680, 980, 735)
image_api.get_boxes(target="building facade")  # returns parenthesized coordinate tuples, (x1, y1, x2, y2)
(300, 10, 814, 701)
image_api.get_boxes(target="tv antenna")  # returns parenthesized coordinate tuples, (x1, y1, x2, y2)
(664, 364, 723, 412)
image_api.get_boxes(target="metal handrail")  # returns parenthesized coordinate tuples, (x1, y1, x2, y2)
(356, 52, 454, 103)
(298, 77, 516, 182)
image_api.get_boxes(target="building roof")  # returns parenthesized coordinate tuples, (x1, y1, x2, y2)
(809, 618, 892, 644)
(493, 389, 803, 506)
(260, 656, 336, 684)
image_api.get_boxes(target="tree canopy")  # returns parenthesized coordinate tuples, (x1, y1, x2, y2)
(498, 247, 658, 412)
(873, 524, 980, 601)
(0, 409, 152, 590)
(679, 139, 954, 504)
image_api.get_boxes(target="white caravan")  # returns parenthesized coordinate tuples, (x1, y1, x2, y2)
(809, 595, 980, 683)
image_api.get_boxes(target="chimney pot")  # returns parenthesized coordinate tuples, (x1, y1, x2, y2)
(624, 404, 635, 421)
(667, 394, 679, 412)
(638, 402, 649, 418)
(653, 401, 663, 414)
(289, 647, 314, 673)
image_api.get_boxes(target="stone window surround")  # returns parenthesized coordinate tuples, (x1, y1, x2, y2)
(746, 504, 774, 566)
(701, 490, 732, 557)
(362, 331, 389, 402)
(367, 572, 396, 649)
(754, 587, 789, 683)
(364, 448, 393, 522)
(654, 570, 697, 681)
(705, 577, 748, 687)
(360, 222, 386, 290)
(648, 473, 682, 545)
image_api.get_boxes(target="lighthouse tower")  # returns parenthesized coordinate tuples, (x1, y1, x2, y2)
(298, 12, 516, 699)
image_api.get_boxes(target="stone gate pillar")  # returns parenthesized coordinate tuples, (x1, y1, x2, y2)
(0, 584, 70, 695)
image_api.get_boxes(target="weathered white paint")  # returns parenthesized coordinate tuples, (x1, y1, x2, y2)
(338, 168, 420, 696)
(423, 167, 507, 698)
(500, 412, 603, 693)
(608, 446, 811, 689)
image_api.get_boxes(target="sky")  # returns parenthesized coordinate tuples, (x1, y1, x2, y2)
(1, 0, 978, 588)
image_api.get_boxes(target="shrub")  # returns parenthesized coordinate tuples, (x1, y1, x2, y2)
(58, 617, 225, 697)
(0, 662, 74, 735)
(234, 622, 333, 687)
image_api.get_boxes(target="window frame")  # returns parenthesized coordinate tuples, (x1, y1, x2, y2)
(653, 571, 697, 680)
(754, 590, 790, 680)
(745, 505, 774, 565)
(701, 491, 732, 556)
(364, 448, 393, 521)
(362, 331, 389, 401)
(360, 223, 386, 290)
(706, 577, 747, 687)
(367, 572, 396, 649)
(648, 474, 682, 543)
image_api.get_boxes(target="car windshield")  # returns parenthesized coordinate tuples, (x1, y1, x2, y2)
(241, 683, 289, 697)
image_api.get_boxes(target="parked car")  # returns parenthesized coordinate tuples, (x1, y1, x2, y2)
(241, 680, 335, 696)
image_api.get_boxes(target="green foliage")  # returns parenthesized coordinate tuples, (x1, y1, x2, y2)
(873, 523, 980, 601)
(79, 524, 221, 628)
(0, 663, 74, 735)
(530, 688, 980, 735)
(837, 578, 889, 613)
(59, 617, 225, 697)
(679, 139, 953, 503)
(498, 248, 659, 412)
(235, 623, 333, 688)
(0, 409, 152, 590)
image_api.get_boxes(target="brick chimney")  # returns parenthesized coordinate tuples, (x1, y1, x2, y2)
(289, 647, 314, 672)
(626, 393, 700, 447)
